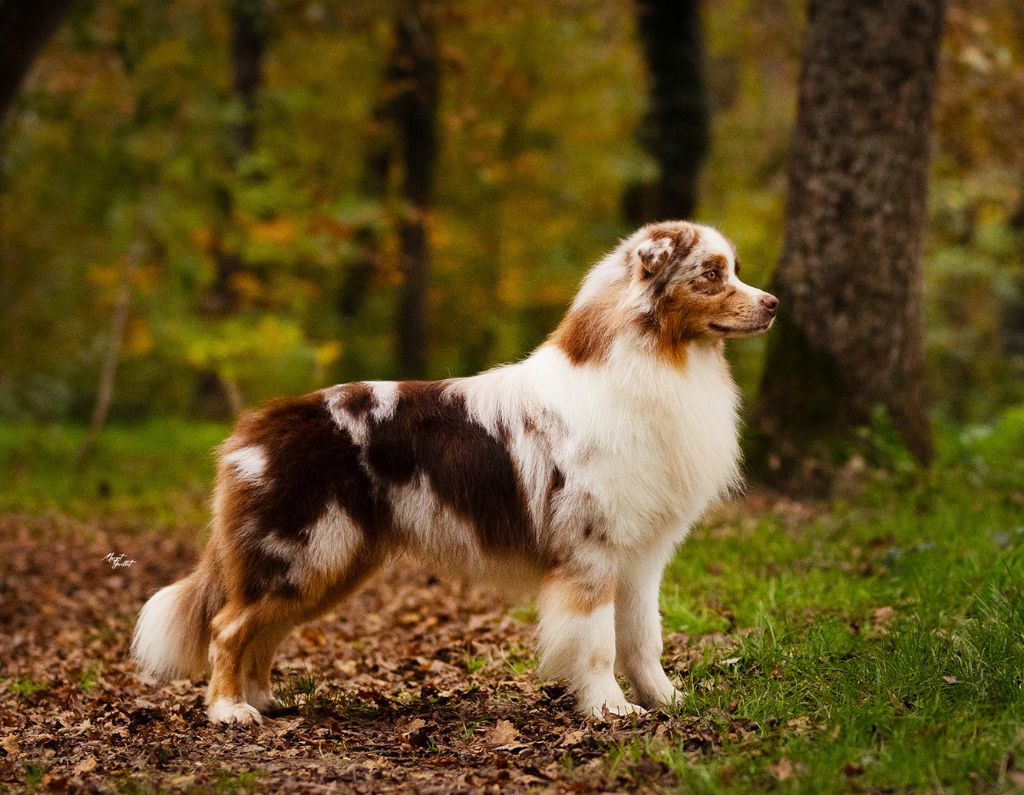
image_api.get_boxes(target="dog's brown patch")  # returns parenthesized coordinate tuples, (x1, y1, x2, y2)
(548, 295, 622, 365)
(340, 382, 376, 417)
(542, 569, 615, 614)
(635, 224, 699, 290)
(364, 381, 535, 553)
(216, 393, 392, 602)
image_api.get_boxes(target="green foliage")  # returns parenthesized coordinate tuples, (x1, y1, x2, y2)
(77, 661, 102, 691)
(213, 768, 264, 794)
(21, 762, 49, 789)
(2, 0, 1020, 424)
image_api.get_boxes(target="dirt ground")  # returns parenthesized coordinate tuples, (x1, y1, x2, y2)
(0, 514, 740, 793)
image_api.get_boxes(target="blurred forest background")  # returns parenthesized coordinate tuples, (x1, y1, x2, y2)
(8, 4, 1024, 790)
(1, 0, 1023, 458)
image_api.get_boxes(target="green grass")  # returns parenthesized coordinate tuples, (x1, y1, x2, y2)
(213, 768, 264, 794)
(0, 419, 228, 528)
(6, 677, 50, 696)
(21, 762, 49, 789)
(649, 406, 1024, 792)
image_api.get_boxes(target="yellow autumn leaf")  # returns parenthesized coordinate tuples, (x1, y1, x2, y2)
(123, 318, 153, 357)
(314, 341, 343, 369)
(249, 218, 299, 246)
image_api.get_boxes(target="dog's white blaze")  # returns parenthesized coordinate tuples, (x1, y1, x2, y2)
(367, 380, 399, 421)
(258, 531, 299, 561)
(729, 267, 770, 303)
(223, 445, 267, 484)
(391, 472, 485, 567)
(303, 501, 360, 574)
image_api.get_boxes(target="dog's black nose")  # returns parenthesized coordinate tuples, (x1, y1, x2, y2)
(761, 294, 779, 314)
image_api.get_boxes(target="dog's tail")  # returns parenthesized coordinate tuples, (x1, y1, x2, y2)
(132, 553, 224, 681)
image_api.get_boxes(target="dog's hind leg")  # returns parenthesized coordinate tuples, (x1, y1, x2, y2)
(242, 622, 292, 714)
(206, 598, 298, 725)
(234, 548, 386, 720)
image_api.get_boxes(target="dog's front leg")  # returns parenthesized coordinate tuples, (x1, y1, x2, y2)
(615, 545, 682, 709)
(537, 569, 643, 718)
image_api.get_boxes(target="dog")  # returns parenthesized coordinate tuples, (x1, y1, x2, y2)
(132, 220, 777, 723)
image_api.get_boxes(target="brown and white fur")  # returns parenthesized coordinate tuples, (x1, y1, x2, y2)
(132, 220, 778, 723)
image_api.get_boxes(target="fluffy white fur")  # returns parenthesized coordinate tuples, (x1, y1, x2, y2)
(132, 579, 201, 681)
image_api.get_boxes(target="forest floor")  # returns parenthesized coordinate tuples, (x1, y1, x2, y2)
(0, 512, 717, 793)
(2, 410, 1024, 793)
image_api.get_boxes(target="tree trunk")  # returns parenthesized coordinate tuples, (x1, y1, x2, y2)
(76, 245, 139, 470)
(199, 0, 268, 416)
(751, 0, 946, 494)
(0, 0, 74, 125)
(338, 69, 395, 319)
(229, 0, 266, 156)
(625, 0, 710, 224)
(392, 0, 440, 378)
(205, 0, 267, 315)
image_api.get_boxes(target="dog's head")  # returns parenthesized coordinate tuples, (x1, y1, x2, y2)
(630, 221, 778, 341)
(553, 221, 777, 366)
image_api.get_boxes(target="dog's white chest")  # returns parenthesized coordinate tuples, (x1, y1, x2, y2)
(531, 344, 741, 543)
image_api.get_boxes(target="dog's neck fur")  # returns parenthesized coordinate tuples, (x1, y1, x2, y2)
(458, 316, 742, 553)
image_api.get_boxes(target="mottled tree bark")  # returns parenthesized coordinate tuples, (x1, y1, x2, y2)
(0, 0, 74, 125)
(229, 0, 265, 156)
(391, 0, 439, 378)
(625, 0, 709, 223)
(751, 0, 946, 494)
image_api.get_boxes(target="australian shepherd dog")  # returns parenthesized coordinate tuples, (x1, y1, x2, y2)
(132, 220, 778, 723)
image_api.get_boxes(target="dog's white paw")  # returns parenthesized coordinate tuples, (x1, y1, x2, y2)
(208, 698, 263, 725)
(643, 686, 684, 709)
(253, 693, 285, 714)
(628, 667, 684, 709)
(585, 700, 647, 719)
(245, 687, 284, 714)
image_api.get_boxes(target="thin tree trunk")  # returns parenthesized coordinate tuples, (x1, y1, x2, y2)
(0, 0, 74, 125)
(338, 79, 395, 319)
(229, 0, 265, 156)
(392, 0, 440, 378)
(751, 0, 946, 494)
(625, 0, 710, 224)
(76, 246, 139, 470)
(199, 0, 268, 415)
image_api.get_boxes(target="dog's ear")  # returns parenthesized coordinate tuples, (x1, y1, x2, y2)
(635, 236, 675, 276)
(634, 229, 695, 277)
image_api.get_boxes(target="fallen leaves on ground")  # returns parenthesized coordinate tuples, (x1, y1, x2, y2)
(0, 514, 745, 793)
